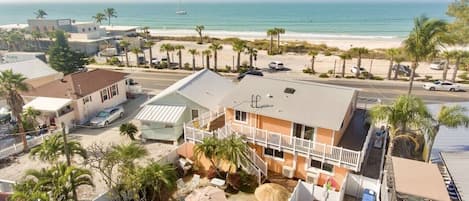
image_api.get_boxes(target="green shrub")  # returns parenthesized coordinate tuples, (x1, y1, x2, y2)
(184, 62, 191, 69)
(319, 73, 329, 78)
(327, 69, 334, 74)
(370, 76, 384, 80)
(106, 57, 121, 65)
(345, 75, 355, 79)
(458, 72, 469, 81)
(238, 170, 258, 193)
(303, 68, 315, 74)
(323, 51, 332, 56)
(225, 65, 231, 72)
(424, 75, 433, 81)
(88, 57, 96, 64)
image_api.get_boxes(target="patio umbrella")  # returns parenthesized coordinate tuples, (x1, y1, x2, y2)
(255, 183, 291, 201)
(185, 186, 227, 201)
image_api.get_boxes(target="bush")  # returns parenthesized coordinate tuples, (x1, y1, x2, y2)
(303, 68, 315, 74)
(327, 69, 334, 74)
(424, 75, 433, 81)
(323, 51, 333, 56)
(225, 65, 231, 72)
(361, 71, 369, 78)
(458, 72, 469, 81)
(345, 75, 355, 79)
(319, 73, 329, 78)
(184, 62, 191, 69)
(370, 76, 384, 80)
(238, 170, 258, 193)
(158, 62, 168, 69)
(88, 57, 96, 64)
(106, 57, 121, 65)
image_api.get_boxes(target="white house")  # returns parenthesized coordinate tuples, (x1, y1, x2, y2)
(22, 69, 128, 128)
(136, 69, 234, 144)
(0, 58, 62, 88)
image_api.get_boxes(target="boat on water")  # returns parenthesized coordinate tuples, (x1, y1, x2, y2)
(176, 0, 187, 15)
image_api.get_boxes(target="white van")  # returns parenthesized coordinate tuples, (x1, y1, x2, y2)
(268, 61, 285, 70)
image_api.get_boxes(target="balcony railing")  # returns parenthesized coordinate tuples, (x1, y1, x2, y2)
(229, 122, 363, 171)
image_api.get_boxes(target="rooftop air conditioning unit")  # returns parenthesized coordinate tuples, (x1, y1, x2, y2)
(306, 171, 319, 184)
(282, 166, 295, 178)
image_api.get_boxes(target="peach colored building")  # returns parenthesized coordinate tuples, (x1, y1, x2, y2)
(184, 75, 372, 192)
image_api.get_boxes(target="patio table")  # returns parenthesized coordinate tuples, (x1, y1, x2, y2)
(210, 178, 225, 187)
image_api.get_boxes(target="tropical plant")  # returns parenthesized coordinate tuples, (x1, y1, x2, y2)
(308, 50, 319, 74)
(209, 42, 223, 71)
(194, 137, 223, 175)
(350, 47, 369, 77)
(48, 30, 87, 74)
(0, 70, 29, 151)
(110, 143, 148, 169)
(232, 40, 246, 72)
(274, 27, 285, 53)
(404, 15, 446, 95)
(134, 162, 177, 201)
(220, 135, 248, 173)
(266, 29, 277, 55)
(142, 26, 151, 39)
(130, 47, 143, 67)
(119, 40, 130, 67)
(338, 53, 352, 78)
(174, 44, 185, 69)
(446, 0, 469, 45)
(144, 40, 155, 67)
(29, 133, 88, 163)
(22, 107, 40, 131)
(451, 50, 469, 82)
(10, 179, 49, 201)
(92, 12, 107, 24)
(385, 48, 400, 80)
(393, 55, 406, 80)
(188, 49, 199, 71)
(119, 123, 138, 141)
(104, 8, 117, 26)
(34, 9, 47, 19)
(195, 25, 205, 44)
(30, 31, 43, 51)
(245, 45, 258, 70)
(160, 43, 174, 64)
(202, 49, 212, 69)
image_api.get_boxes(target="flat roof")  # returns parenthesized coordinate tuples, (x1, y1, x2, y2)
(440, 152, 469, 201)
(24, 97, 72, 112)
(392, 157, 450, 201)
(101, 25, 140, 31)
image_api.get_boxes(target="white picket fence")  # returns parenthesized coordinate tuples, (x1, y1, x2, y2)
(0, 133, 52, 160)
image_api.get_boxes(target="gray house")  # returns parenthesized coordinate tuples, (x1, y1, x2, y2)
(135, 69, 234, 144)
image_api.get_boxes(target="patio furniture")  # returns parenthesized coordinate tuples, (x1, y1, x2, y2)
(190, 174, 201, 189)
(210, 178, 226, 188)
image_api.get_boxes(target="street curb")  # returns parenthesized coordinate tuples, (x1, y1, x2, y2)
(86, 64, 238, 76)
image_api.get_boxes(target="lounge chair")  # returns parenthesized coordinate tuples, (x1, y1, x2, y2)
(191, 174, 201, 189)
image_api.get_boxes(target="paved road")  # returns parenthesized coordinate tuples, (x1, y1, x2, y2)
(127, 71, 469, 105)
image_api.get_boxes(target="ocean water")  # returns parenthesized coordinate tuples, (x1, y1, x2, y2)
(0, 2, 450, 39)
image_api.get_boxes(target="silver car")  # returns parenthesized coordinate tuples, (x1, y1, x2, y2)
(89, 106, 125, 127)
(423, 81, 461, 92)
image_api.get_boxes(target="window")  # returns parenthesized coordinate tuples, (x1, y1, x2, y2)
(264, 148, 284, 160)
(191, 109, 199, 120)
(101, 89, 109, 102)
(235, 110, 247, 122)
(83, 96, 92, 104)
(293, 123, 315, 141)
(309, 159, 333, 173)
(110, 85, 118, 97)
(93, 27, 97, 30)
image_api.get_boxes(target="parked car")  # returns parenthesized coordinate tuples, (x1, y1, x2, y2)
(430, 61, 447, 70)
(137, 56, 147, 65)
(423, 80, 461, 92)
(268, 61, 285, 70)
(237, 70, 264, 80)
(151, 58, 160, 65)
(362, 189, 376, 201)
(392, 64, 411, 77)
(351, 66, 367, 74)
(89, 106, 125, 127)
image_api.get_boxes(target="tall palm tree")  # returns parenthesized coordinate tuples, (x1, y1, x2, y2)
(266, 29, 277, 55)
(130, 47, 142, 67)
(245, 46, 258, 71)
(451, 50, 469, 82)
(441, 51, 452, 81)
(30, 31, 43, 51)
(0, 70, 29, 151)
(202, 49, 212, 69)
(144, 40, 155, 68)
(339, 53, 352, 78)
(30, 133, 87, 163)
(110, 143, 148, 169)
(34, 9, 47, 19)
(424, 105, 469, 161)
(119, 40, 130, 67)
(188, 49, 199, 71)
(220, 135, 248, 173)
(104, 8, 117, 26)
(350, 47, 369, 77)
(232, 39, 246, 72)
(194, 137, 222, 175)
(119, 123, 138, 141)
(160, 43, 174, 65)
(404, 15, 446, 95)
(195, 25, 205, 44)
(92, 12, 107, 24)
(274, 27, 285, 53)
(393, 56, 406, 80)
(174, 44, 185, 69)
(385, 48, 400, 80)
(308, 50, 319, 74)
(209, 42, 223, 72)
(137, 162, 177, 201)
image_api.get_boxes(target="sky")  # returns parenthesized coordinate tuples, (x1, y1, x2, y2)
(0, 0, 453, 3)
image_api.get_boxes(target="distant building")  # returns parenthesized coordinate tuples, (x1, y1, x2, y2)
(101, 25, 140, 37)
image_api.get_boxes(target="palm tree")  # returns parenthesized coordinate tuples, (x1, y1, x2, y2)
(160, 43, 174, 65)
(30, 31, 43, 51)
(245, 46, 258, 71)
(451, 50, 469, 82)
(144, 40, 155, 68)
(137, 162, 177, 201)
(188, 49, 199, 71)
(424, 105, 469, 161)
(130, 47, 142, 67)
(119, 123, 138, 141)
(441, 51, 452, 81)
(11, 179, 49, 201)
(266, 29, 277, 55)
(308, 50, 319, 74)
(209, 42, 223, 72)
(195, 25, 205, 44)
(393, 56, 406, 80)
(274, 27, 285, 53)
(119, 40, 130, 67)
(339, 53, 352, 78)
(0, 70, 29, 151)
(142, 26, 151, 40)
(232, 39, 246, 72)
(202, 49, 212, 69)
(194, 137, 222, 175)
(385, 48, 400, 80)
(104, 8, 117, 26)
(92, 12, 107, 24)
(404, 15, 446, 95)
(350, 47, 369, 77)
(220, 135, 248, 173)
(174, 44, 185, 69)
(34, 9, 47, 19)
(30, 133, 87, 163)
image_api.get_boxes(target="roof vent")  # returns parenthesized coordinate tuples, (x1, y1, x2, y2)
(284, 88, 296, 94)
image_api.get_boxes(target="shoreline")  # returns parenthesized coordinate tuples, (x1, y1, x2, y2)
(149, 29, 404, 50)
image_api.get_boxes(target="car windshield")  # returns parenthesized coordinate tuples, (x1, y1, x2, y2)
(432, 61, 441, 65)
(97, 111, 109, 118)
(434, 81, 441, 84)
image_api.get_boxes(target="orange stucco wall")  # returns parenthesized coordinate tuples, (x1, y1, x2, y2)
(258, 115, 292, 136)
(316, 128, 334, 145)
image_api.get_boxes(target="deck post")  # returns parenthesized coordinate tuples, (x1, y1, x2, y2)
(339, 147, 343, 166)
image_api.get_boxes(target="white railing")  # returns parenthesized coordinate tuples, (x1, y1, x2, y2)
(289, 180, 343, 201)
(230, 122, 363, 171)
(358, 126, 375, 170)
(186, 111, 224, 130)
(0, 133, 52, 160)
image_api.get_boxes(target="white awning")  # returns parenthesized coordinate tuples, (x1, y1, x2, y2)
(24, 97, 72, 112)
(135, 105, 186, 124)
